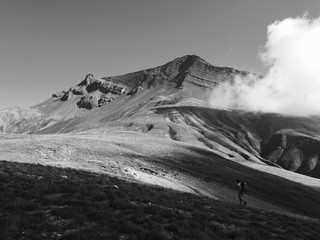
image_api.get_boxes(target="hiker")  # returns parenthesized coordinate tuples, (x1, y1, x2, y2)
(236, 179, 248, 205)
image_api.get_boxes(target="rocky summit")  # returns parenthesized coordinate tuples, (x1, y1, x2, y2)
(48, 55, 252, 111)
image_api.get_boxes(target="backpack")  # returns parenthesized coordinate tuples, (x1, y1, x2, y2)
(240, 182, 247, 192)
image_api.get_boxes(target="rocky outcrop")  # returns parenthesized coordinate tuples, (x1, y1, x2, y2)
(129, 86, 144, 95)
(98, 96, 108, 107)
(86, 79, 126, 95)
(98, 95, 114, 107)
(77, 95, 99, 109)
(78, 74, 94, 86)
(61, 91, 70, 101)
(52, 91, 65, 98)
(76, 92, 117, 109)
(261, 130, 320, 178)
(58, 74, 127, 109)
(71, 86, 87, 95)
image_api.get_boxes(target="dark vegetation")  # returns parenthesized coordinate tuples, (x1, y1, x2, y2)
(1, 161, 319, 240)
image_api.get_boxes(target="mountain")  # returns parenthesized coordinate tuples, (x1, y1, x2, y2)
(1, 55, 320, 180)
(2, 55, 320, 239)
(0, 55, 257, 134)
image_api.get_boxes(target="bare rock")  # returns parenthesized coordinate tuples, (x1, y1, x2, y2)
(129, 86, 144, 95)
(71, 86, 87, 95)
(52, 91, 65, 98)
(79, 74, 95, 86)
(98, 96, 108, 107)
(110, 85, 126, 94)
(85, 79, 126, 95)
(61, 91, 70, 101)
(77, 94, 99, 109)
(99, 81, 126, 94)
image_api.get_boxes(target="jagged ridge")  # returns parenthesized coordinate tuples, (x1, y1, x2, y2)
(48, 55, 255, 110)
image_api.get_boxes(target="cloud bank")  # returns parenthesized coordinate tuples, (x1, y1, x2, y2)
(209, 16, 320, 116)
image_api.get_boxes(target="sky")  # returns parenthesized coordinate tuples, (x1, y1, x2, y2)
(1, 0, 320, 110)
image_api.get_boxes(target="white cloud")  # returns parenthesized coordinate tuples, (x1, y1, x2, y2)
(209, 15, 320, 116)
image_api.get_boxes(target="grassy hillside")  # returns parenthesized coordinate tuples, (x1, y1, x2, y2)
(1, 161, 319, 240)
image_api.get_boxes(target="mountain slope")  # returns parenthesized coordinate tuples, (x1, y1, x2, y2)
(2, 160, 320, 240)
(1, 55, 320, 180)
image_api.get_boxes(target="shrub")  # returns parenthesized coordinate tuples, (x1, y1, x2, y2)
(166, 223, 179, 233)
(51, 206, 76, 218)
(139, 229, 167, 240)
(20, 201, 39, 211)
(91, 193, 106, 202)
(109, 197, 127, 210)
(143, 205, 162, 215)
(86, 209, 105, 221)
(224, 228, 262, 240)
(115, 220, 143, 235)
(60, 226, 102, 240)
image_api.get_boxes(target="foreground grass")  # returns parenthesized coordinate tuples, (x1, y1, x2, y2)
(0, 161, 319, 240)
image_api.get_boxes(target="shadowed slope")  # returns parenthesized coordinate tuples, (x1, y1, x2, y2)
(1, 161, 320, 240)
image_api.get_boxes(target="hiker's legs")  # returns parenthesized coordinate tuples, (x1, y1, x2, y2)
(238, 192, 244, 204)
(238, 192, 246, 205)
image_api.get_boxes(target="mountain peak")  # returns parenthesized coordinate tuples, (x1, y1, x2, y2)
(42, 55, 255, 112)
(176, 54, 202, 61)
(168, 54, 204, 68)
